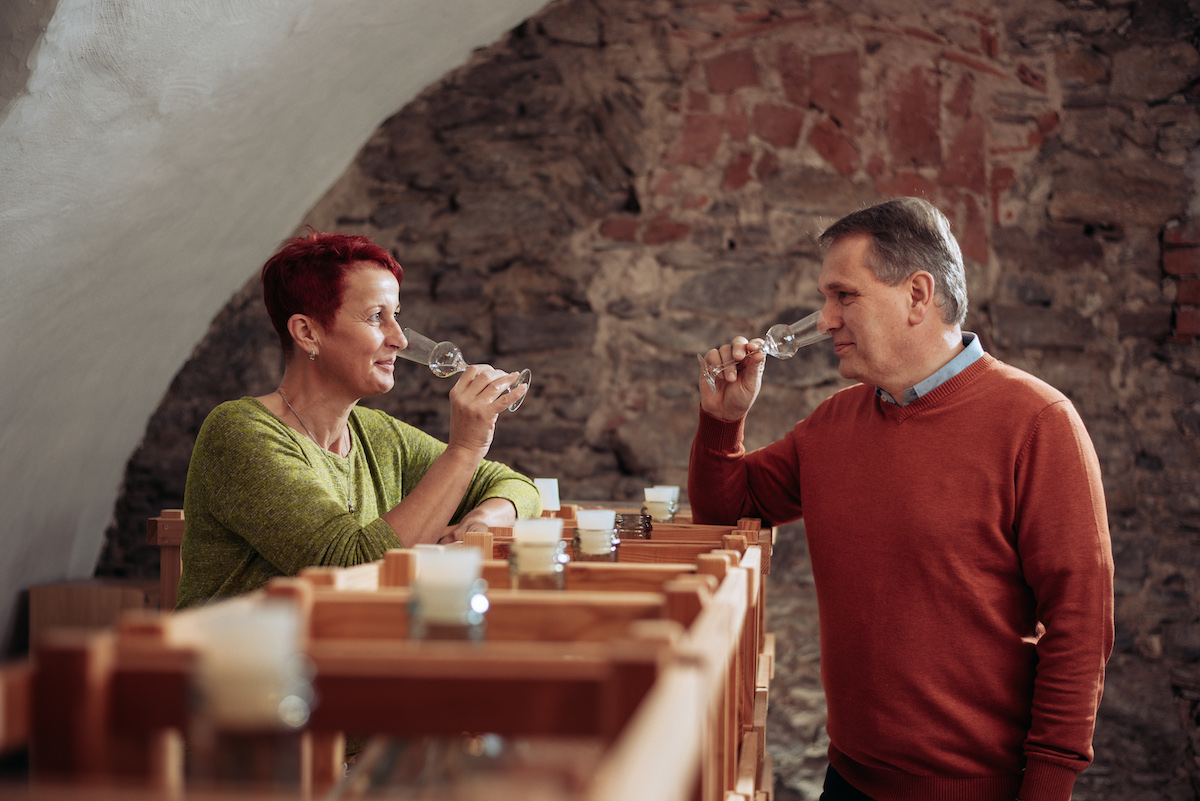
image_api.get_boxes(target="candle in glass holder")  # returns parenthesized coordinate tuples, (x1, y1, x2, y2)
(190, 599, 312, 732)
(185, 598, 314, 787)
(509, 518, 568, 590)
(410, 547, 489, 641)
(573, 509, 619, 562)
(653, 485, 680, 519)
(533, 477, 560, 513)
(642, 485, 676, 523)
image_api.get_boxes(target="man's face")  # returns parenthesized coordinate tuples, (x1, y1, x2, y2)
(817, 234, 919, 392)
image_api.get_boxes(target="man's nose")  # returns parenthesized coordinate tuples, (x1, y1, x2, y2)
(818, 304, 838, 333)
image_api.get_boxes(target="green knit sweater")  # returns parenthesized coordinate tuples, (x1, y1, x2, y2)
(177, 397, 541, 608)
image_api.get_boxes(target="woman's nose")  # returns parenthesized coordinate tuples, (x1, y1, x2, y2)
(388, 318, 407, 349)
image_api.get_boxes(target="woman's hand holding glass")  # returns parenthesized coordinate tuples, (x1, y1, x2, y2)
(398, 327, 531, 412)
(445, 363, 522, 457)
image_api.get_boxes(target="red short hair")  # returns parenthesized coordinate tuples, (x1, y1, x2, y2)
(261, 229, 404, 357)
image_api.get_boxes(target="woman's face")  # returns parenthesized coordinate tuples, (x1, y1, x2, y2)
(319, 262, 406, 399)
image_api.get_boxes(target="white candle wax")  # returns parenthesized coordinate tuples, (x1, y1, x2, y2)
(191, 600, 306, 731)
(533, 478, 560, 512)
(414, 548, 483, 625)
(513, 517, 565, 573)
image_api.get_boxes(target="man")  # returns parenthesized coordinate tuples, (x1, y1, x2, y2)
(689, 197, 1114, 801)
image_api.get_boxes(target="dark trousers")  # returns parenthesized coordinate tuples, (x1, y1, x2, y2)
(819, 765, 878, 801)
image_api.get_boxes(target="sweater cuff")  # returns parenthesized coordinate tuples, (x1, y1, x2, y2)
(695, 407, 746, 456)
(1018, 757, 1079, 801)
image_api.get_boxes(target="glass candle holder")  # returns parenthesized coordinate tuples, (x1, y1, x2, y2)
(614, 512, 652, 540)
(509, 518, 568, 590)
(572, 509, 619, 563)
(641, 485, 676, 523)
(653, 485, 680, 519)
(186, 599, 315, 786)
(410, 547, 489, 642)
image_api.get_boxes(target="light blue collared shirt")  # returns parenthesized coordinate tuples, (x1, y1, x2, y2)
(876, 332, 983, 407)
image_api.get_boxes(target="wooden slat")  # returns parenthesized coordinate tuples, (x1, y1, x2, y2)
(676, 564, 749, 801)
(480, 560, 698, 592)
(617, 541, 730, 565)
(587, 664, 705, 801)
(298, 561, 381, 590)
(305, 588, 667, 643)
(0, 660, 31, 754)
(738, 548, 762, 735)
(305, 639, 661, 740)
(566, 561, 698, 592)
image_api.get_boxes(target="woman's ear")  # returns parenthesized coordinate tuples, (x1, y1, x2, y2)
(287, 314, 321, 358)
(908, 271, 936, 325)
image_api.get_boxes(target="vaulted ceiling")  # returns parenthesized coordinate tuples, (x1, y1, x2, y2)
(0, 0, 550, 652)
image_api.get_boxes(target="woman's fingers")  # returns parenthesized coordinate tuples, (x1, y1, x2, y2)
(458, 365, 522, 408)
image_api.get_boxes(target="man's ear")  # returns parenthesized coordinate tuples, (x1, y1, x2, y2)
(287, 313, 321, 357)
(908, 271, 936, 325)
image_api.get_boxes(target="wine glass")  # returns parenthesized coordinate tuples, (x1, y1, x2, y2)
(398, 327, 533, 412)
(697, 310, 831, 393)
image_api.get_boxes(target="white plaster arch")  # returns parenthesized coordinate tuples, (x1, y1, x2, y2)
(0, 0, 549, 651)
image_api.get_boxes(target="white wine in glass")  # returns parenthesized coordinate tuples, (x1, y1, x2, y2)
(398, 327, 533, 412)
(697, 310, 831, 393)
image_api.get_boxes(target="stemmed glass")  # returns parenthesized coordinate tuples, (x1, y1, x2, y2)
(398, 327, 533, 412)
(697, 310, 831, 393)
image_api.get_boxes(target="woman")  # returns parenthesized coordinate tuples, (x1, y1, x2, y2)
(176, 230, 541, 608)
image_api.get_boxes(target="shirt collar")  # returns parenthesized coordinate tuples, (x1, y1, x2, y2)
(876, 332, 983, 406)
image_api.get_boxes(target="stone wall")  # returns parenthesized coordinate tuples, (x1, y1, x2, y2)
(99, 0, 1200, 797)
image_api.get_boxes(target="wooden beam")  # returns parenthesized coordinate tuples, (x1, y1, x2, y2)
(305, 589, 668, 643)
(0, 660, 30, 754)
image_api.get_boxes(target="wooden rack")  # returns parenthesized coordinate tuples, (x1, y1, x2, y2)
(10, 509, 776, 801)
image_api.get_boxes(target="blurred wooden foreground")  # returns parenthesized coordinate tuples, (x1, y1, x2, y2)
(3, 506, 777, 801)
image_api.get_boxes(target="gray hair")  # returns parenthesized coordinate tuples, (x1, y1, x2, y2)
(817, 197, 968, 325)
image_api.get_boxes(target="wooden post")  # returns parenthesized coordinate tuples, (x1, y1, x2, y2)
(32, 629, 115, 780)
(147, 509, 184, 611)
(381, 549, 417, 587)
(0, 660, 31, 756)
(695, 553, 730, 583)
(663, 577, 712, 630)
(463, 529, 494, 557)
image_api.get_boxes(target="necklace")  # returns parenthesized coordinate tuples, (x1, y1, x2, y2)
(276, 389, 355, 513)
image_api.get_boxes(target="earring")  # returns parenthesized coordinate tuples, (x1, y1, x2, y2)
(309, 349, 316, 361)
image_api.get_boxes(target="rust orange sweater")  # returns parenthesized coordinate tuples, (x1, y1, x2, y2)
(689, 354, 1114, 801)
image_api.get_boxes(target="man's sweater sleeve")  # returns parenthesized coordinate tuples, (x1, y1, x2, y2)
(688, 408, 750, 524)
(688, 403, 815, 528)
(1015, 399, 1114, 801)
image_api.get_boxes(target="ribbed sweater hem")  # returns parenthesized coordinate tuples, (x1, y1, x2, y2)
(830, 748, 1022, 801)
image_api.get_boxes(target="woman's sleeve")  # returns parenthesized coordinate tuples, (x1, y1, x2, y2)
(190, 404, 400, 573)
(385, 417, 543, 520)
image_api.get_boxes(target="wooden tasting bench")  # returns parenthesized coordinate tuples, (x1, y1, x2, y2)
(20, 510, 776, 801)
